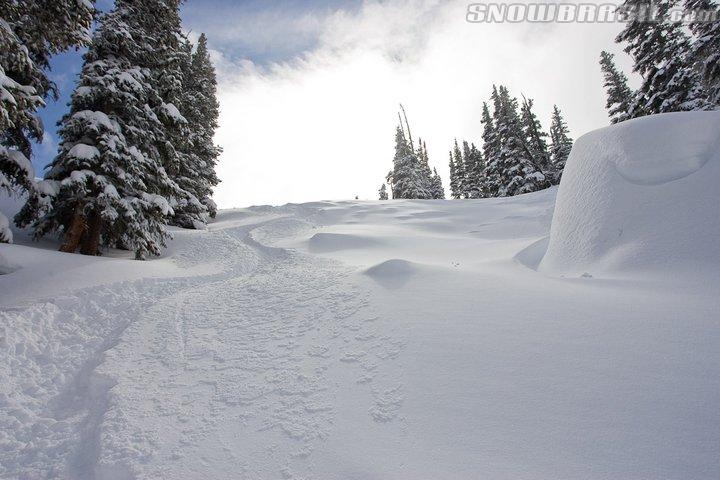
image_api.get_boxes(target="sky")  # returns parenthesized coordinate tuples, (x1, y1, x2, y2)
(35, 0, 636, 208)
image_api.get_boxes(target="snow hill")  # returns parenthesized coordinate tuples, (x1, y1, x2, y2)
(1, 112, 720, 479)
(540, 111, 720, 278)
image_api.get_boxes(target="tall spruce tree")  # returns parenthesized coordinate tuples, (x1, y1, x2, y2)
(388, 125, 423, 199)
(18, 0, 186, 259)
(1, 0, 95, 242)
(549, 106, 573, 183)
(465, 143, 485, 199)
(448, 151, 459, 199)
(685, 0, 720, 104)
(451, 139, 464, 199)
(485, 86, 548, 197)
(616, 0, 711, 116)
(172, 33, 221, 227)
(430, 167, 445, 199)
(479, 102, 497, 198)
(599, 51, 636, 123)
(520, 96, 553, 180)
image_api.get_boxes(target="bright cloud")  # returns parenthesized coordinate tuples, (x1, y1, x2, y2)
(208, 0, 632, 208)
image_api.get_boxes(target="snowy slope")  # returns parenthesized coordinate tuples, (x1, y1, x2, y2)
(1, 113, 720, 479)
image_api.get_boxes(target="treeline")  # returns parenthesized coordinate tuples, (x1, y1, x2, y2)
(448, 87, 572, 199)
(600, 0, 720, 122)
(1, 0, 221, 260)
(384, 106, 445, 200)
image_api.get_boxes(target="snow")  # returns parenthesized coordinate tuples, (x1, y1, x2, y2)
(68, 143, 101, 160)
(71, 110, 118, 133)
(1, 115, 719, 479)
(539, 111, 720, 278)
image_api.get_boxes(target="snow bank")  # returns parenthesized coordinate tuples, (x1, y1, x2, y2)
(539, 111, 720, 277)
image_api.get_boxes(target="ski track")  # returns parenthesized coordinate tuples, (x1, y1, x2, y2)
(0, 212, 406, 479)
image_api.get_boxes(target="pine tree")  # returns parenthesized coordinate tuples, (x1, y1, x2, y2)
(18, 0, 185, 259)
(388, 125, 424, 199)
(417, 138, 434, 199)
(379, 183, 388, 200)
(1, 0, 95, 242)
(549, 106, 573, 183)
(616, 0, 711, 116)
(479, 102, 497, 198)
(430, 167, 445, 199)
(685, 0, 720, 104)
(451, 139, 464, 199)
(466, 143, 485, 198)
(520, 96, 553, 179)
(172, 33, 221, 227)
(599, 51, 636, 123)
(448, 150, 458, 199)
(485, 86, 548, 197)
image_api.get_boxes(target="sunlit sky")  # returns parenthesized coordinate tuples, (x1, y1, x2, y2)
(36, 0, 635, 207)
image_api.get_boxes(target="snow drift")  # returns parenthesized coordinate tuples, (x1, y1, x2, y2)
(539, 111, 720, 277)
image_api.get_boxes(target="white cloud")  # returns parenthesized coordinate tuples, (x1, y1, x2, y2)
(210, 0, 630, 207)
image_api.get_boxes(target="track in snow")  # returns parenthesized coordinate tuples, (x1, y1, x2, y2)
(1, 212, 405, 480)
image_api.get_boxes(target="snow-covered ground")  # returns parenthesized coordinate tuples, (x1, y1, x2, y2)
(1, 112, 719, 479)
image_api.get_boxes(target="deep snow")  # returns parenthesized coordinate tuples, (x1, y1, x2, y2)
(1, 112, 719, 479)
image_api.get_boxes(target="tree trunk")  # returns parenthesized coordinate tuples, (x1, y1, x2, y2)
(59, 204, 86, 253)
(79, 209, 102, 256)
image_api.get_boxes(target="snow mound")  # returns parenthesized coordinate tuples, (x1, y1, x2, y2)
(363, 259, 418, 289)
(539, 111, 720, 277)
(308, 232, 380, 253)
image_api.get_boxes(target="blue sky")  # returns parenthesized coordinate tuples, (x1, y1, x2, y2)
(33, 0, 362, 174)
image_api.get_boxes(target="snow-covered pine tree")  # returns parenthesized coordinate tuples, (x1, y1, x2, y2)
(417, 138, 434, 199)
(17, 0, 185, 259)
(466, 143, 485, 198)
(685, 0, 720, 105)
(430, 167, 445, 199)
(379, 183, 388, 200)
(1, 0, 95, 242)
(461, 141, 473, 198)
(479, 101, 497, 198)
(173, 33, 221, 225)
(485, 86, 548, 197)
(520, 96, 553, 182)
(451, 139, 465, 198)
(549, 105, 573, 183)
(599, 51, 636, 123)
(616, 0, 711, 116)
(448, 150, 459, 199)
(388, 124, 424, 199)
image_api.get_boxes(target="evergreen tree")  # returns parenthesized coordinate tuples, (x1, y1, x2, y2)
(429, 167, 445, 199)
(485, 86, 548, 197)
(599, 51, 635, 123)
(479, 102, 497, 198)
(451, 139, 464, 199)
(18, 0, 185, 259)
(520, 96, 553, 179)
(417, 138, 434, 199)
(466, 143, 485, 198)
(616, 0, 711, 116)
(448, 151, 459, 199)
(1, 0, 95, 242)
(379, 183, 388, 200)
(173, 33, 221, 227)
(549, 105, 573, 183)
(685, 0, 720, 104)
(388, 125, 425, 199)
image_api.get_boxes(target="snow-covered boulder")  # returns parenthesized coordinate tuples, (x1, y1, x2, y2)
(539, 111, 720, 277)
